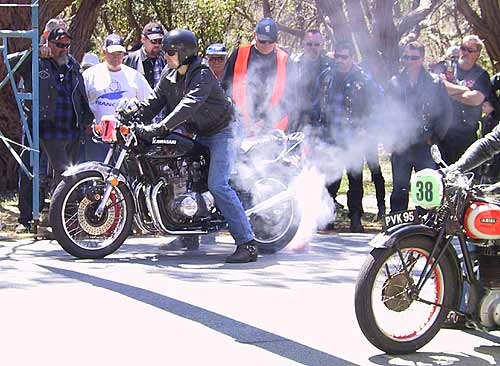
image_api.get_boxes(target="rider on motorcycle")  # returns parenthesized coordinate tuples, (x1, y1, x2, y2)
(447, 123, 500, 173)
(133, 29, 258, 263)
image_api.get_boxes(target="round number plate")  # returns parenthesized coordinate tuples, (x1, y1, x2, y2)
(410, 168, 444, 209)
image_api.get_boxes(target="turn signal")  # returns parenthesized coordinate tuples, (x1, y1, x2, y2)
(95, 124, 102, 135)
(119, 125, 130, 135)
(110, 177, 119, 187)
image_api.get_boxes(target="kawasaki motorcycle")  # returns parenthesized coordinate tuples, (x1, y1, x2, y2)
(355, 145, 500, 354)
(49, 103, 304, 259)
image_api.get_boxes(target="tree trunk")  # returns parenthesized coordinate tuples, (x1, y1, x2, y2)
(69, 0, 106, 62)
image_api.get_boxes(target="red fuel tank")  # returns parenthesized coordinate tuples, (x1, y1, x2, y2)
(464, 201, 500, 239)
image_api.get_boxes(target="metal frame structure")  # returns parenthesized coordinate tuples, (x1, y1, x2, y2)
(0, 1, 40, 229)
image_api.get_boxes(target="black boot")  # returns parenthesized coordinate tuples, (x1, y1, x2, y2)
(225, 241, 258, 263)
(350, 214, 365, 233)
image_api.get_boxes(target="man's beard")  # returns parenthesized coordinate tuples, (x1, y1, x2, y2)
(55, 54, 69, 66)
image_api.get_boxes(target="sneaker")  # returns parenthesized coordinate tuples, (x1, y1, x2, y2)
(15, 223, 31, 234)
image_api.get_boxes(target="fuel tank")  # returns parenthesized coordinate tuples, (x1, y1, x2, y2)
(465, 201, 500, 239)
(145, 133, 198, 159)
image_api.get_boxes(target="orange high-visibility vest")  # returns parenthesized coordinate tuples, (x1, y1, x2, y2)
(232, 44, 288, 131)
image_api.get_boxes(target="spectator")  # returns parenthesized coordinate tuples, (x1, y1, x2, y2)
(440, 35, 491, 164)
(222, 17, 293, 136)
(387, 41, 452, 213)
(124, 22, 166, 89)
(11, 23, 94, 231)
(430, 45, 459, 75)
(292, 29, 334, 133)
(83, 33, 152, 162)
(206, 43, 228, 80)
(81, 52, 99, 72)
(325, 41, 384, 232)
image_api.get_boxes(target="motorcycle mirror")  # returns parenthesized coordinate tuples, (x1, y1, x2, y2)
(430, 144, 448, 167)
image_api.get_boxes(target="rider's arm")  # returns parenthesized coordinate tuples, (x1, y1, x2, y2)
(452, 124, 500, 172)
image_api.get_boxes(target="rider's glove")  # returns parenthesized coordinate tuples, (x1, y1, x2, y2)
(135, 122, 169, 142)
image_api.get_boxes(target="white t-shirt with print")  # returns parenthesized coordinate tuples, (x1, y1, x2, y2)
(83, 63, 153, 124)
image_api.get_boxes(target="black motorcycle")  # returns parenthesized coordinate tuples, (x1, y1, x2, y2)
(355, 145, 500, 354)
(49, 105, 304, 259)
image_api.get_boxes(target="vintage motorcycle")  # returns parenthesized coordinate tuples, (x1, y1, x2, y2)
(355, 145, 500, 354)
(49, 103, 304, 259)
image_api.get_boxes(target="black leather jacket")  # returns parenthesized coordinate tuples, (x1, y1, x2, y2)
(452, 123, 500, 172)
(12, 50, 93, 128)
(139, 57, 233, 136)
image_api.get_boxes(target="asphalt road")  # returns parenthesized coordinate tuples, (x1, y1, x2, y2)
(1, 232, 499, 366)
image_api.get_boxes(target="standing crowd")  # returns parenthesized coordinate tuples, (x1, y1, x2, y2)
(11, 16, 500, 259)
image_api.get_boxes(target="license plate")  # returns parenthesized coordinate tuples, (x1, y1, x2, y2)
(382, 210, 420, 231)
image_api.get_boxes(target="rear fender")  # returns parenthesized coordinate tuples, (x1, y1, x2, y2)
(61, 162, 128, 187)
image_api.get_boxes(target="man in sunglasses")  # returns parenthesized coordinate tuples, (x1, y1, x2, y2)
(10, 22, 94, 232)
(291, 30, 334, 132)
(124, 22, 165, 89)
(205, 43, 228, 81)
(222, 17, 292, 136)
(386, 41, 451, 213)
(440, 35, 491, 164)
(324, 41, 384, 232)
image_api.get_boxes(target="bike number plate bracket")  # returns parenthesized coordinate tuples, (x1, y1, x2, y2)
(382, 210, 420, 231)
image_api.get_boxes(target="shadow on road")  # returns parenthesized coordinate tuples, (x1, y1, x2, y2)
(39, 264, 361, 366)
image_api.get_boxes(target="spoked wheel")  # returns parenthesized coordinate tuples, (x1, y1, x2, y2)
(354, 236, 459, 354)
(248, 177, 301, 253)
(49, 171, 134, 259)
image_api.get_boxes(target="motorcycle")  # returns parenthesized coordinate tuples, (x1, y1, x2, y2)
(354, 145, 500, 354)
(49, 103, 305, 259)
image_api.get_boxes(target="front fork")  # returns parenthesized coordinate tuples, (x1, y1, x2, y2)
(95, 138, 131, 217)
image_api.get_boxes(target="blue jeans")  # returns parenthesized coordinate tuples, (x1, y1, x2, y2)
(197, 123, 254, 245)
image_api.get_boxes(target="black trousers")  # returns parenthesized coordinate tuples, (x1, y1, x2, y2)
(327, 159, 364, 218)
(439, 130, 477, 165)
(390, 144, 436, 213)
(365, 142, 386, 211)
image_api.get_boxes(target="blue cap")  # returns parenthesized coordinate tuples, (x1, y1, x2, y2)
(206, 43, 228, 56)
(255, 18, 278, 42)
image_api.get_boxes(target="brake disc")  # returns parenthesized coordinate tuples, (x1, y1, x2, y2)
(77, 196, 117, 236)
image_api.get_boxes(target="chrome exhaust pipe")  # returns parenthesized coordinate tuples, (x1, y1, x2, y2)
(245, 188, 294, 217)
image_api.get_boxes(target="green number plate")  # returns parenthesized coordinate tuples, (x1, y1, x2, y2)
(410, 168, 444, 209)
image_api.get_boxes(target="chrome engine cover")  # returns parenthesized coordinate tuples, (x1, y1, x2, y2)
(479, 288, 500, 328)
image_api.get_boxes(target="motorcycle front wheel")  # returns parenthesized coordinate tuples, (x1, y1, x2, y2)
(49, 171, 134, 259)
(354, 235, 458, 354)
(248, 177, 301, 253)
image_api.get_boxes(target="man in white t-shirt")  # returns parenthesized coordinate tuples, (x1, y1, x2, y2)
(83, 33, 152, 161)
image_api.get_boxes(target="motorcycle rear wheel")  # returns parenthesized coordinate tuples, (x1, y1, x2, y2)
(354, 235, 458, 354)
(248, 177, 301, 253)
(49, 171, 134, 259)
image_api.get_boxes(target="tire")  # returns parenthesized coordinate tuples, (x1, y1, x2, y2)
(354, 235, 459, 354)
(49, 171, 134, 259)
(247, 177, 301, 254)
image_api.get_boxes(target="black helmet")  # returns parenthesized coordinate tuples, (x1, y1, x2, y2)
(162, 29, 198, 66)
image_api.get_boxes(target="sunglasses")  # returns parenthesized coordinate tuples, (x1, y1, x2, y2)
(305, 42, 321, 47)
(460, 46, 478, 53)
(166, 48, 178, 56)
(51, 41, 71, 49)
(334, 54, 350, 60)
(257, 39, 275, 45)
(149, 39, 162, 45)
(207, 57, 225, 63)
(401, 55, 421, 61)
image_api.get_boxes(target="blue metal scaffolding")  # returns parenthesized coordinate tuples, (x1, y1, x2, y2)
(0, 1, 40, 229)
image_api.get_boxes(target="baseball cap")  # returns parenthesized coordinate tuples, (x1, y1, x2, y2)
(142, 22, 165, 40)
(206, 43, 228, 56)
(255, 17, 278, 42)
(48, 27, 72, 42)
(104, 33, 126, 53)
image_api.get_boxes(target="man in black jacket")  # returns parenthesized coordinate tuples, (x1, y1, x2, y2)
(12, 22, 93, 232)
(135, 29, 258, 263)
(387, 41, 452, 212)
